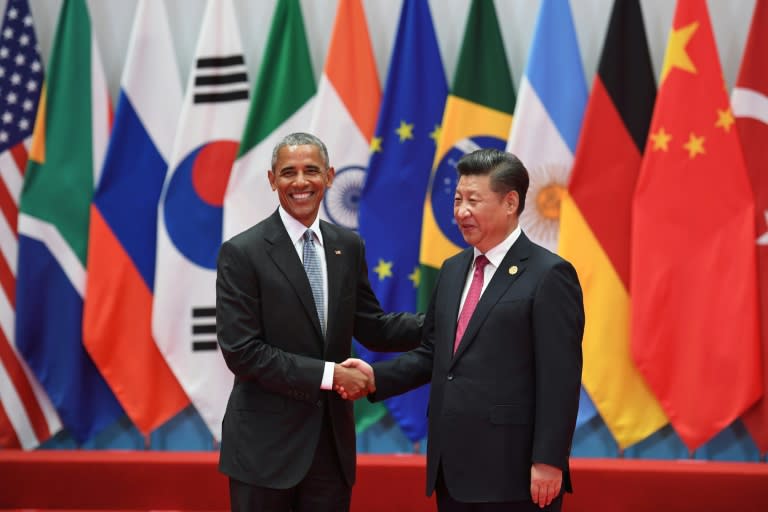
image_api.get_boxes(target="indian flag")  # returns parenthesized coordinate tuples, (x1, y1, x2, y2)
(308, 0, 390, 432)
(309, 0, 379, 230)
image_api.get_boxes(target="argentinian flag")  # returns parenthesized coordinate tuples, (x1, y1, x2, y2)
(507, 0, 587, 254)
(506, 0, 597, 428)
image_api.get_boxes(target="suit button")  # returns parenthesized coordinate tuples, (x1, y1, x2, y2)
(447, 373, 454, 381)
(317, 400, 323, 407)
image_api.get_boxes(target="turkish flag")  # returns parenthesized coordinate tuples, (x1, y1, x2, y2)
(733, 0, 768, 454)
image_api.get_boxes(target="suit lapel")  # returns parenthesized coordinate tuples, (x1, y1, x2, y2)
(264, 212, 324, 344)
(452, 233, 532, 363)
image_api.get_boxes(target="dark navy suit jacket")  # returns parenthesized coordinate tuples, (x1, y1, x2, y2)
(373, 232, 584, 503)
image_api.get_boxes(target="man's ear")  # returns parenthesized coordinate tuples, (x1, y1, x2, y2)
(326, 166, 336, 188)
(506, 190, 519, 214)
(267, 169, 277, 191)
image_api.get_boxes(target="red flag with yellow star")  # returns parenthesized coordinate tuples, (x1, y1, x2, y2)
(733, 0, 768, 453)
(630, 0, 762, 451)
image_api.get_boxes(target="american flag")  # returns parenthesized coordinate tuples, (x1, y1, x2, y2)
(0, 0, 60, 449)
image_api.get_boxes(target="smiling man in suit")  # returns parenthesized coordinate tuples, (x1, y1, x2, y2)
(344, 148, 584, 511)
(215, 132, 423, 512)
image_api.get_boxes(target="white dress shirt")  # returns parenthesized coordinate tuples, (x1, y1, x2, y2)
(277, 207, 335, 390)
(458, 225, 523, 316)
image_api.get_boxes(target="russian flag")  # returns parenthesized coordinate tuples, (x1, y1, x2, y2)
(83, 0, 188, 436)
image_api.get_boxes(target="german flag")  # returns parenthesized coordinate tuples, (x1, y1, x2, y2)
(559, 0, 666, 449)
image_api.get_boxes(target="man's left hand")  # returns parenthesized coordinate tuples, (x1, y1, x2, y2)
(530, 462, 562, 508)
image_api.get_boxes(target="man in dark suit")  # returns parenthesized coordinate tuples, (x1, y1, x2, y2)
(215, 132, 422, 512)
(343, 149, 584, 511)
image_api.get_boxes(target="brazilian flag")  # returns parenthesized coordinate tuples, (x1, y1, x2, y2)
(418, 0, 516, 308)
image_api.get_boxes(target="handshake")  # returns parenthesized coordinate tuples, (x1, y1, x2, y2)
(332, 358, 375, 400)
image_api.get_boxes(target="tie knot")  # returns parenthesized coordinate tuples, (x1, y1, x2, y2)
(303, 229, 315, 244)
(475, 254, 489, 272)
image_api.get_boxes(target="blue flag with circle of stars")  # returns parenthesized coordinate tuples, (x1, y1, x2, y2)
(356, 0, 447, 443)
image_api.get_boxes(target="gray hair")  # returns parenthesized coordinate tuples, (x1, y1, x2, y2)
(270, 132, 330, 169)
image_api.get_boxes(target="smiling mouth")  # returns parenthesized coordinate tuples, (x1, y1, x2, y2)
(291, 192, 313, 200)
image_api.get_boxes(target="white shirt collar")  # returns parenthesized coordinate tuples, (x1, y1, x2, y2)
(278, 206, 324, 247)
(473, 224, 522, 268)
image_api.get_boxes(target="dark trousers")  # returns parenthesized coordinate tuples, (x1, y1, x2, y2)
(436, 465, 563, 512)
(229, 407, 350, 512)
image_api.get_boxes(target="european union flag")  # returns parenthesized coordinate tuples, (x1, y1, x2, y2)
(357, 0, 448, 443)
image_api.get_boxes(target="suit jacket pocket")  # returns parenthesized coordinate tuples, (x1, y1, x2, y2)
(490, 404, 530, 425)
(235, 386, 286, 412)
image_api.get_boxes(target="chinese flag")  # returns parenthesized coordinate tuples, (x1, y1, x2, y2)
(631, 0, 761, 451)
(733, 0, 768, 453)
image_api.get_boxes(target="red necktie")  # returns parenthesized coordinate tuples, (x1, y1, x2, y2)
(454, 255, 489, 354)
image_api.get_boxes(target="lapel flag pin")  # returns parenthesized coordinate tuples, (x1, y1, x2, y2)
(334, 250, 342, 255)
(509, 265, 518, 275)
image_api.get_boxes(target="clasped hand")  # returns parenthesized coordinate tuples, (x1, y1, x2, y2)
(333, 358, 375, 400)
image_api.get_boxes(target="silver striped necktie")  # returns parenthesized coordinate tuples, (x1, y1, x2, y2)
(303, 229, 326, 336)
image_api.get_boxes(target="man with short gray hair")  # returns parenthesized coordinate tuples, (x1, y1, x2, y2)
(216, 132, 423, 511)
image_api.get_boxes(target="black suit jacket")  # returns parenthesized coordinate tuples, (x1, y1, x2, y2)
(372, 233, 584, 503)
(216, 210, 422, 489)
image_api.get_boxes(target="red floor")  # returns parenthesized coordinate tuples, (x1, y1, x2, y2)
(0, 451, 767, 511)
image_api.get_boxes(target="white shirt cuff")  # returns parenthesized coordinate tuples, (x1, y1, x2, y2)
(320, 361, 335, 390)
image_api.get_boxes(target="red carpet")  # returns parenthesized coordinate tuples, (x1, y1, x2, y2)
(0, 452, 766, 511)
